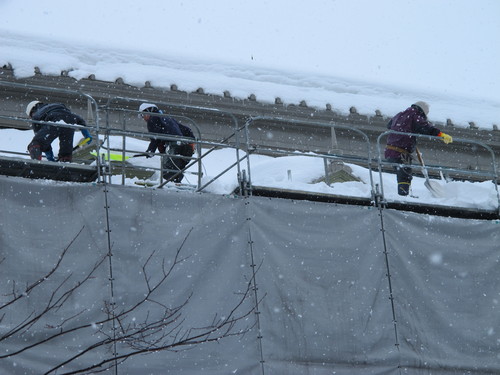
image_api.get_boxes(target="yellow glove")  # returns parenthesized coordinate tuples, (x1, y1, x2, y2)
(438, 132, 453, 144)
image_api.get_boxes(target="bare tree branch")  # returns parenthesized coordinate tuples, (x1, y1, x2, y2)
(51, 264, 260, 375)
(1, 227, 263, 375)
(0, 226, 85, 313)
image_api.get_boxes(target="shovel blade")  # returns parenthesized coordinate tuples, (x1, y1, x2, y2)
(90, 151, 130, 161)
(424, 179, 446, 198)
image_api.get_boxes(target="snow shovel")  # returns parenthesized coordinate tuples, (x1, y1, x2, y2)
(90, 151, 130, 161)
(415, 148, 446, 198)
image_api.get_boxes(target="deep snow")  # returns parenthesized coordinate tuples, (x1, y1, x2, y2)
(1, 0, 499, 128)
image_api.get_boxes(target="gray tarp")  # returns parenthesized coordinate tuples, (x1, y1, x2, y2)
(0, 175, 499, 374)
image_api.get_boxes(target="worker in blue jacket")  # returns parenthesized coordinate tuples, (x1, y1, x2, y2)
(139, 103, 195, 183)
(26, 101, 92, 162)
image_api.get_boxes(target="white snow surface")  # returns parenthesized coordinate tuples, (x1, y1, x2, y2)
(0, 0, 499, 211)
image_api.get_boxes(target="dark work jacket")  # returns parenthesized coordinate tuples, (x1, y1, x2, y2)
(32, 103, 86, 132)
(385, 105, 441, 159)
(145, 114, 183, 153)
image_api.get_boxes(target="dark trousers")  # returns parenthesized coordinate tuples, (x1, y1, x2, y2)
(386, 154, 412, 196)
(29, 125, 75, 160)
(162, 143, 195, 183)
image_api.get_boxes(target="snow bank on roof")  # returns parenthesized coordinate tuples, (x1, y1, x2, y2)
(0, 0, 499, 129)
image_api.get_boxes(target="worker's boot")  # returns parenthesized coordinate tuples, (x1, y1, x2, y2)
(28, 143, 42, 160)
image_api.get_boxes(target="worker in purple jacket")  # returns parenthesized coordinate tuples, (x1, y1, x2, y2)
(385, 101, 453, 196)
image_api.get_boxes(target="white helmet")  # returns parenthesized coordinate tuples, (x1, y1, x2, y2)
(26, 100, 41, 117)
(139, 103, 157, 112)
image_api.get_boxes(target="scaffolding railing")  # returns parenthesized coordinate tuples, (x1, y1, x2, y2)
(242, 116, 376, 199)
(86, 127, 249, 192)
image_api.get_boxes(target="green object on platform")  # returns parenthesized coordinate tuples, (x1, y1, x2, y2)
(90, 151, 130, 161)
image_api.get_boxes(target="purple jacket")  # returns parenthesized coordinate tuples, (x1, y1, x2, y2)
(385, 105, 441, 159)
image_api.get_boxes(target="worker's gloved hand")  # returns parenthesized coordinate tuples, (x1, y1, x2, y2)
(438, 132, 453, 144)
(80, 129, 93, 145)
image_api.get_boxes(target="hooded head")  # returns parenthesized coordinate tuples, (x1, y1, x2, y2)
(413, 101, 429, 116)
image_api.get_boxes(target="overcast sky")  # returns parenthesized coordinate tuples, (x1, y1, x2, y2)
(1, 0, 499, 102)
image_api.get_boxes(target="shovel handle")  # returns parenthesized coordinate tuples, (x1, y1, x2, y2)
(73, 137, 91, 151)
(415, 147, 424, 167)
